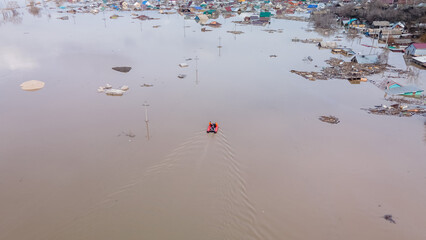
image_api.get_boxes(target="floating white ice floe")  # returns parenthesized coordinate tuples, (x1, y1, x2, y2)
(105, 89, 125, 96)
(20, 80, 45, 91)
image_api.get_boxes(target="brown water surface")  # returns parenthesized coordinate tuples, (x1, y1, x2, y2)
(1, 5, 426, 240)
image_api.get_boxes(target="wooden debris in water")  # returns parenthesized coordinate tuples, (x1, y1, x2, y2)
(110, 14, 122, 19)
(383, 215, 396, 224)
(319, 115, 340, 124)
(363, 104, 425, 117)
(112, 67, 132, 73)
(290, 70, 327, 81)
(262, 29, 283, 33)
(227, 30, 244, 35)
(291, 57, 388, 81)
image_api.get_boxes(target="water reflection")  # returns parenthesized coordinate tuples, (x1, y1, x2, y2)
(406, 66, 421, 85)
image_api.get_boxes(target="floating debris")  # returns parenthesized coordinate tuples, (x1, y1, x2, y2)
(118, 131, 136, 141)
(262, 29, 283, 33)
(159, 10, 176, 15)
(292, 38, 323, 43)
(385, 96, 425, 105)
(120, 131, 136, 138)
(57, 16, 69, 20)
(206, 21, 222, 28)
(201, 27, 212, 32)
(98, 83, 127, 96)
(363, 104, 425, 117)
(105, 89, 125, 96)
(110, 14, 122, 19)
(319, 115, 340, 124)
(152, 25, 161, 28)
(303, 56, 313, 62)
(227, 30, 244, 35)
(383, 215, 396, 224)
(269, 55, 277, 58)
(112, 66, 132, 73)
(290, 70, 326, 81)
(20, 80, 45, 91)
(291, 57, 388, 81)
(178, 74, 186, 79)
(133, 15, 157, 21)
(347, 78, 367, 84)
(179, 63, 189, 68)
(141, 84, 153, 87)
(318, 41, 337, 49)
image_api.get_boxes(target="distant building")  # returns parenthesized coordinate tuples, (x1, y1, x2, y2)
(391, 22, 405, 29)
(405, 43, 426, 56)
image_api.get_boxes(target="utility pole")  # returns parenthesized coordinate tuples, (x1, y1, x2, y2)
(142, 102, 150, 140)
(195, 56, 199, 85)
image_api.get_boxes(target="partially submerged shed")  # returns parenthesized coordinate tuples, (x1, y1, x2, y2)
(318, 41, 337, 48)
(351, 55, 379, 64)
(385, 81, 424, 96)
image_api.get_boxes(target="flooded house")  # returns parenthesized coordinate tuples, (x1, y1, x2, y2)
(367, 21, 402, 39)
(405, 43, 426, 57)
(351, 54, 379, 64)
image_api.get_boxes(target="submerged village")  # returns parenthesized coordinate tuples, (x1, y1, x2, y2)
(2, 0, 425, 118)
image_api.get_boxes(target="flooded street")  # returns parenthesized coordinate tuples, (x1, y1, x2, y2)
(1, 5, 426, 240)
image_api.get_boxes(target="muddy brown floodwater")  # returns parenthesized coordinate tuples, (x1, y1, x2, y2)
(0, 5, 426, 240)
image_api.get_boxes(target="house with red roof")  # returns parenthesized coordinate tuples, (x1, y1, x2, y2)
(405, 43, 426, 56)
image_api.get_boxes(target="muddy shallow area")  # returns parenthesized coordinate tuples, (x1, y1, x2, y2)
(1, 4, 426, 240)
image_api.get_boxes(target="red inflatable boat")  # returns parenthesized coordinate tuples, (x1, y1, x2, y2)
(207, 122, 218, 133)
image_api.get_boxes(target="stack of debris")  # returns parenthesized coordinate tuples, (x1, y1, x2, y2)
(291, 57, 388, 81)
(364, 104, 426, 117)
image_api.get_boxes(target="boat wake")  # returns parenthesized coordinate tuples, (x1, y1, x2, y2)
(45, 128, 273, 240)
